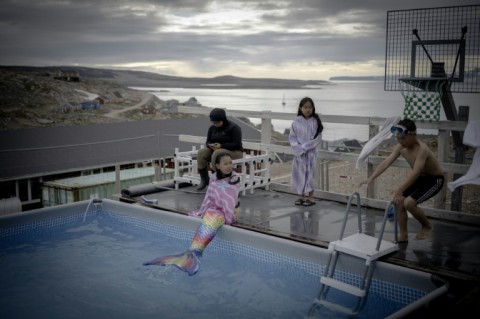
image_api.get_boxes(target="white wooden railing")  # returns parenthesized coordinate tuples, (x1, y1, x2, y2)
(174, 106, 477, 223)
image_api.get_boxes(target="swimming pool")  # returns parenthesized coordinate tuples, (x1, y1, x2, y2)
(0, 199, 447, 318)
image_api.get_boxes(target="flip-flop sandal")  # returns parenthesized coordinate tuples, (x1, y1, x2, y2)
(302, 199, 315, 206)
(295, 199, 304, 205)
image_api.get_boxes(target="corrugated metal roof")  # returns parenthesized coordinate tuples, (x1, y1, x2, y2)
(43, 167, 156, 188)
(0, 116, 261, 180)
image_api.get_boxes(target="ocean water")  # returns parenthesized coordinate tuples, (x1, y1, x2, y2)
(133, 82, 479, 141)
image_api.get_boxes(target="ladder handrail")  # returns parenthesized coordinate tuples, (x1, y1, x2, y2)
(338, 191, 362, 240)
(375, 201, 397, 250)
(340, 192, 397, 251)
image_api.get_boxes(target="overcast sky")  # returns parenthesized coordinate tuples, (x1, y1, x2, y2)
(0, 0, 477, 80)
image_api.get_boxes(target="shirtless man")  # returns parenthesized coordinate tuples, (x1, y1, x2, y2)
(360, 119, 444, 242)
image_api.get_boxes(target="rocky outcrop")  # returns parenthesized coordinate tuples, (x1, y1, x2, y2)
(0, 69, 143, 130)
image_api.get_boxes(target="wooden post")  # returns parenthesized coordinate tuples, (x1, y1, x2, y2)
(154, 159, 162, 182)
(325, 159, 330, 192)
(441, 88, 463, 146)
(366, 123, 379, 199)
(260, 112, 272, 145)
(115, 165, 121, 196)
(451, 106, 469, 211)
(436, 130, 449, 209)
(317, 141, 326, 190)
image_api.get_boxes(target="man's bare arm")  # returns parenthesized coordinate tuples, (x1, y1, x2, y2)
(359, 144, 401, 187)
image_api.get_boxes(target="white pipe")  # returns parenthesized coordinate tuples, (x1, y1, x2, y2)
(386, 284, 449, 319)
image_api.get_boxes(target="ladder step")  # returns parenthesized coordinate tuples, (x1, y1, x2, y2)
(313, 299, 358, 316)
(320, 277, 366, 297)
(329, 233, 398, 260)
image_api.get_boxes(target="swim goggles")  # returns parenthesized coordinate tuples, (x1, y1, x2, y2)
(390, 125, 410, 137)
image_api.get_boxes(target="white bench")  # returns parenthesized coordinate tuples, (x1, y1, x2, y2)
(173, 135, 272, 195)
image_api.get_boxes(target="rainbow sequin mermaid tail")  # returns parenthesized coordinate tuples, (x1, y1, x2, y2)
(143, 249, 202, 276)
(143, 210, 225, 276)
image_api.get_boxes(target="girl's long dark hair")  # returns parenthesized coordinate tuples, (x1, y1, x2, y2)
(297, 97, 324, 138)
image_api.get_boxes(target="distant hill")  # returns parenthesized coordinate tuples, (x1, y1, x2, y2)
(329, 76, 384, 81)
(0, 65, 334, 130)
(0, 66, 151, 130)
(0, 65, 330, 89)
(0, 65, 333, 130)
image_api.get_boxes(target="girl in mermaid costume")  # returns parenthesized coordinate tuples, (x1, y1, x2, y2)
(143, 152, 240, 276)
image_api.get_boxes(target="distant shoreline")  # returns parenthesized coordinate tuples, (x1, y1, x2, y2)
(129, 84, 330, 91)
(329, 76, 383, 81)
(0, 65, 332, 90)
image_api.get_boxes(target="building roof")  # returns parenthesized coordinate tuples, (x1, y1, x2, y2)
(343, 139, 363, 149)
(0, 116, 261, 181)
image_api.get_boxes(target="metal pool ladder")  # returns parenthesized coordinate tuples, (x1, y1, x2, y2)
(308, 192, 399, 317)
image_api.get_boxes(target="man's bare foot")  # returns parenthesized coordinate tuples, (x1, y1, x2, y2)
(414, 226, 433, 240)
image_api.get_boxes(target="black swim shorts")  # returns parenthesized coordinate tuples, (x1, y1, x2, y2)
(403, 174, 444, 204)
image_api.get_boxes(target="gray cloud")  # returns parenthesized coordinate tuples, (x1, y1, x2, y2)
(0, 0, 477, 78)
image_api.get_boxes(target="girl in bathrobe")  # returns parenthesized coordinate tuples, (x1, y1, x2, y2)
(289, 97, 324, 206)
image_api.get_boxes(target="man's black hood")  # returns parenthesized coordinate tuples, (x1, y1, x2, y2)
(209, 108, 227, 122)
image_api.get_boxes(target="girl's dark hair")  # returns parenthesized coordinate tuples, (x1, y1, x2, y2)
(214, 152, 240, 185)
(297, 97, 324, 138)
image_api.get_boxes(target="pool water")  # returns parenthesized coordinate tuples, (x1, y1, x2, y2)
(0, 211, 409, 319)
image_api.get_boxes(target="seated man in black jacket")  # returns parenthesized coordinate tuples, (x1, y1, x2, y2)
(196, 108, 243, 190)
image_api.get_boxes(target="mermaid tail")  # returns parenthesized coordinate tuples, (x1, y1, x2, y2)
(143, 210, 225, 275)
(143, 250, 201, 276)
(189, 210, 225, 252)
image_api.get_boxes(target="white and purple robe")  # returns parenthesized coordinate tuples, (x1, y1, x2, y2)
(288, 116, 322, 196)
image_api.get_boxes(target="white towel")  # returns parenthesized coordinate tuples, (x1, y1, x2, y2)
(448, 120, 480, 191)
(462, 120, 480, 148)
(356, 116, 401, 170)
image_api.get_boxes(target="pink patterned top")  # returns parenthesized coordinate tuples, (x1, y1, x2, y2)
(188, 172, 240, 225)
